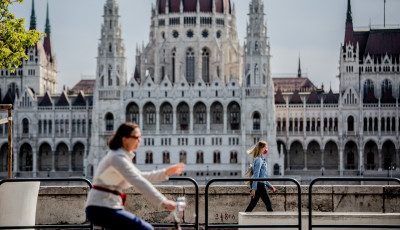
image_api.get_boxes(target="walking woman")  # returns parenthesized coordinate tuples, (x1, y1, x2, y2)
(85, 122, 185, 230)
(245, 140, 276, 212)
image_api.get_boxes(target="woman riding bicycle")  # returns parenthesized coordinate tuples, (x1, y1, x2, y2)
(85, 122, 185, 230)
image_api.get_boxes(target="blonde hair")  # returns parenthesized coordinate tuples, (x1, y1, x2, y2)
(247, 141, 268, 159)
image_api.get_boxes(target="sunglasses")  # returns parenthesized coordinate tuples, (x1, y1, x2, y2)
(128, 135, 141, 140)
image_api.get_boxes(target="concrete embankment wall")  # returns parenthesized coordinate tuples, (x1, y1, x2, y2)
(34, 185, 400, 225)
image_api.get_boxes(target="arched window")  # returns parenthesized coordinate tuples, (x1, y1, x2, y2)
(186, 48, 195, 84)
(347, 116, 354, 131)
(178, 103, 189, 130)
(161, 103, 172, 124)
(109, 43, 112, 53)
(381, 79, 392, 97)
(253, 112, 260, 130)
(108, 65, 112, 86)
(171, 48, 176, 83)
(194, 103, 206, 124)
(105, 113, 114, 131)
(246, 75, 250, 87)
(254, 64, 259, 83)
(228, 102, 240, 130)
(211, 102, 223, 124)
(144, 103, 156, 125)
(230, 151, 238, 163)
(202, 48, 210, 83)
(163, 152, 170, 164)
(22, 118, 29, 134)
(179, 151, 187, 163)
(126, 103, 139, 123)
(363, 79, 374, 98)
(8, 82, 19, 99)
(213, 151, 221, 164)
(196, 151, 204, 164)
(100, 76, 104, 87)
(145, 152, 153, 164)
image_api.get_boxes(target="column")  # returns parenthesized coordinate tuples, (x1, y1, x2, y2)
(156, 107, 160, 134)
(286, 147, 290, 170)
(68, 150, 72, 172)
(359, 148, 364, 174)
(51, 149, 56, 172)
(321, 148, 325, 171)
(173, 105, 177, 134)
(13, 146, 18, 176)
(303, 148, 308, 170)
(139, 107, 143, 130)
(339, 148, 344, 176)
(206, 106, 210, 134)
(378, 148, 382, 171)
(223, 106, 227, 133)
(32, 148, 37, 177)
(189, 106, 193, 132)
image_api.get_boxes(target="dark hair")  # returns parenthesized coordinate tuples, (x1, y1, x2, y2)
(108, 122, 139, 150)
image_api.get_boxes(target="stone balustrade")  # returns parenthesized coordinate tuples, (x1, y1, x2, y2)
(34, 185, 400, 225)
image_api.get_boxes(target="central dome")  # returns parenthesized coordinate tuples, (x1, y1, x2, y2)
(157, 0, 231, 14)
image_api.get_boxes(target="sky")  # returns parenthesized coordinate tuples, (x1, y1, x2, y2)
(9, 0, 400, 93)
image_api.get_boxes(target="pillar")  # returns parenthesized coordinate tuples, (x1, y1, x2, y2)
(378, 148, 382, 171)
(32, 148, 37, 177)
(173, 105, 177, 134)
(303, 148, 307, 170)
(156, 107, 160, 134)
(206, 106, 210, 134)
(339, 148, 344, 176)
(68, 150, 72, 172)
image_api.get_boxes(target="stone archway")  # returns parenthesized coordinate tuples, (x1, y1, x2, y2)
(382, 140, 396, 170)
(306, 141, 321, 170)
(364, 141, 378, 170)
(19, 143, 33, 171)
(289, 141, 304, 170)
(72, 142, 85, 171)
(324, 141, 339, 170)
(344, 141, 358, 170)
(38, 143, 52, 171)
(55, 143, 69, 171)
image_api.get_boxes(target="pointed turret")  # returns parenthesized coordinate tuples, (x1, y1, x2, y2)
(297, 56, 302, 78)
(344, 0, 354, 45)
(43, 2, 53, 62)
(29, 0, 37, 30)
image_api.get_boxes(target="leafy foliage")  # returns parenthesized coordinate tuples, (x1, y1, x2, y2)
(0, 0, 43, 72)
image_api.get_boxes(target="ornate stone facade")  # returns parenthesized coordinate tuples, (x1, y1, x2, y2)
(0, 0, 399, 182)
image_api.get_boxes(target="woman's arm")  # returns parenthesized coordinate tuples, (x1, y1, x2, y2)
(251, 158, 262, 190)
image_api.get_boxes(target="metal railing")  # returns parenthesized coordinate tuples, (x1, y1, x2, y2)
(205, 178, 302, 230)
(0, 178, 93, 229)
(151, 177, 199, 230)
(308, 177, 400, 230)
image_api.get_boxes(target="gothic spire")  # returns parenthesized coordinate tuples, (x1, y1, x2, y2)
(346, 0, 352, 23)
(43, 2, 53, 61)
(29, 0, 37, 30)
(45, 2, 51, 35)
(344, 0, 354, 45)
(297, 56, 301, 78)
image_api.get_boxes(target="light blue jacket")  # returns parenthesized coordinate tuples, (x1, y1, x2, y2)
(251, 155, 272, 190)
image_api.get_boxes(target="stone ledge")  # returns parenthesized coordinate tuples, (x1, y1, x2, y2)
(238, 212, 400, 230)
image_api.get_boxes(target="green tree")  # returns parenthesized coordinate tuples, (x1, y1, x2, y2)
(0, 0, 43, 72)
